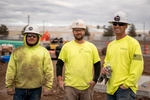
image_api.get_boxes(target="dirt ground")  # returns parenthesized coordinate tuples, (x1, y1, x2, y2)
(0, 55, 150, 100)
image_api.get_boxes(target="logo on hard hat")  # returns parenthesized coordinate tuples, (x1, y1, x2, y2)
(114, 15, 120, 21)
(29, 27, 33, 31)
(76, 22, 79, 25)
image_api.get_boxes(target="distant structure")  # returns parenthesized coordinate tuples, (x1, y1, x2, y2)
(28, 15, 30, 25)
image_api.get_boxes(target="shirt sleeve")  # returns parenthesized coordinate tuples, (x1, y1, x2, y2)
(43, 50, 54, 90)
(123, 42, 144, 88)
(5, 52, 16, 88)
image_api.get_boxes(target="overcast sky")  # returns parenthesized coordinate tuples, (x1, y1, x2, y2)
(0, 0, 150, 30)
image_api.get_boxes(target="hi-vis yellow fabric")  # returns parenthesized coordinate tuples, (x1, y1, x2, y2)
(104, 35, 143, 95)
(6, 34, 54, 90)
(58, 40, 100, 90)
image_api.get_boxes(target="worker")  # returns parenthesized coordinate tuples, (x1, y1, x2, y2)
(5, 24, 54, 100)
(101, 11, 144, 100)
(56, 19, 101, 100)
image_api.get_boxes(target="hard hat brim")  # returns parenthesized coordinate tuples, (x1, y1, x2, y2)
(71, 27, 86, 29)
(109, 21, 130, 25)
(23, 31, 42, 36)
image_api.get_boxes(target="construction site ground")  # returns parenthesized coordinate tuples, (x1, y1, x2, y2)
(0, 40, 150, 100)
(0, 55, 150, 100)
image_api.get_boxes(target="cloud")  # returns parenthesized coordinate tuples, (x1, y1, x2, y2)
(0, 0, 149, 30)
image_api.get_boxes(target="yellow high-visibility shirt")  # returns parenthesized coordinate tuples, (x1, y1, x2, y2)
(104, 35, 143, 95)
(58, 40, 100, 90)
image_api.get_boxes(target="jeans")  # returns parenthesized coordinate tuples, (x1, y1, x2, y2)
(107, 87, 136, 100)
(13, 87, 42, 100)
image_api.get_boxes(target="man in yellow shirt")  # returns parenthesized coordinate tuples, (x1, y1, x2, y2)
(101, 11, 144, 100)
(56, 19, 101, 100)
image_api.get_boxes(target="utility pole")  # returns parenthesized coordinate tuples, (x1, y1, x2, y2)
(43, 20, 45, 33)
(143, 22, 146, 45)
(28, 15, 30, 25)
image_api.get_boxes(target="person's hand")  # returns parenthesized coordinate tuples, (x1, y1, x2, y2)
(88, 81, 96, 89)
(42, 88, 51, 96)
(58, 80, 64, 90)
(101, 67, 109, 75)
(120, 85, 127, 89)
(7, 88, 15, 95)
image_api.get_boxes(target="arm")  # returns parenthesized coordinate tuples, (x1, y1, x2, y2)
(42, 50, 54, 96)
(56, 59, 64, 90)
(43, 50, 54, 90)
(88, 44, 101, 88)
(89, 61, 101, 88)
(123, 43, 144, 88)
(93, 61, 101, 83)
(5, 52, 16, 95)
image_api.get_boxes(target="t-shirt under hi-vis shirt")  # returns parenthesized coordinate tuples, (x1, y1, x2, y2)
(58, 40, 100, 90)
(105, 35, 143, 95)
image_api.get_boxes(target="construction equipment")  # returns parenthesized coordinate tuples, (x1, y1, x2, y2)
(0, 44, 14, 56)
(45, 37, 66, 60)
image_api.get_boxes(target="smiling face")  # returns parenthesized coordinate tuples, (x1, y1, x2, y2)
(112, 22, 128, 39)
(26, 33, 39, 46)
(72, 28, 86, 42)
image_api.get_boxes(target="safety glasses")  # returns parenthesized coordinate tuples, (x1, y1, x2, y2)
(26, 34, 38, 38)
(73, 29, 85, 32)
(113, 22, 127, 26)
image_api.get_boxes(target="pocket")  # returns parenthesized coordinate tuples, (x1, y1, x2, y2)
(117, 87, 135, 100)
(130, 89, 136, 100)
(119, 87, 129, 91)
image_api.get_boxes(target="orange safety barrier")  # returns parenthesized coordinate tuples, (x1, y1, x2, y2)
(144, 45, 149, 54)
(41, 31, 50, 41)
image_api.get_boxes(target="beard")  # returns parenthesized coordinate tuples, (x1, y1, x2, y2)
(74, 34, 84, 41)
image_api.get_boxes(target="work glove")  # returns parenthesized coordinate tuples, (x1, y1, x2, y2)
(97, 74, 109, 84)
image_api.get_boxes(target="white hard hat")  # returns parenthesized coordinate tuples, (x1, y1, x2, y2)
(109, 11, 130, 25)
(71, 19, 86, 29)
(23, 24, 41, 36)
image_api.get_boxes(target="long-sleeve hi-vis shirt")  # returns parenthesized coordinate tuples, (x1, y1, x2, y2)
(5, 35, 54, 90)
(104, 35, 143, 95)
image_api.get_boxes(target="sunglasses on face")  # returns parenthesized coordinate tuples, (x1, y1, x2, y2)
(113, 22, 127, 26)
(26, 34, 38, 38)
